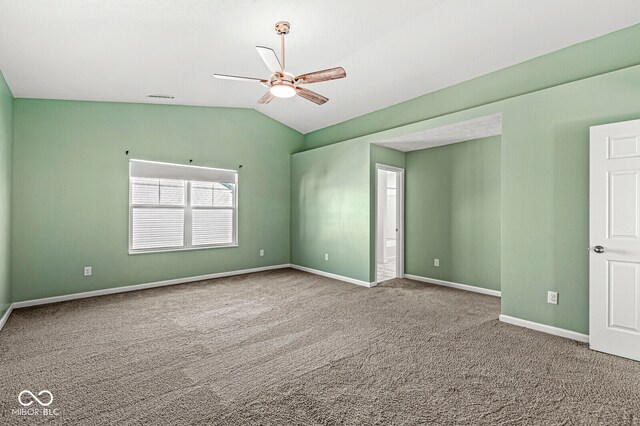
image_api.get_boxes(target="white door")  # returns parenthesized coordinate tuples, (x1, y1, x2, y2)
(590, 119, 640, 361)
(376, 165, 404, 283)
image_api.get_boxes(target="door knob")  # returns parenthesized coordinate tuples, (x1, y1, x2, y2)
(593, 246, 605, 253)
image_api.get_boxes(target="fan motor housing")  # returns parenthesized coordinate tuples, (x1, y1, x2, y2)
(269, 72, 296, 87)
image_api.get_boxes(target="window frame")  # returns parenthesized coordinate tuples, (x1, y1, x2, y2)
(128, 163, 238, 255)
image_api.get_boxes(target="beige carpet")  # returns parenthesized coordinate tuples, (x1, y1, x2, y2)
(0, 268, 639, 425)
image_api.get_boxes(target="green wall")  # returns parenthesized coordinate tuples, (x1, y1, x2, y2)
(497, 69, 640, 335)
(11, 100, 303, 302)
(0, 71, 13, 318)
(298, 63, 640, 335)
(291, 140, 371, 282)
(405, 137, 501, 291)
(305, 23, 640, 150)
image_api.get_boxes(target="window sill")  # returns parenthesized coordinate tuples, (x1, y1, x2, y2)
(129, 244, 238, 255)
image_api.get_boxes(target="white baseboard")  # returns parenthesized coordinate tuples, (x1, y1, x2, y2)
(499, 314, 589, 343)
(403, 274, 501, 297)
(9, 264, 291, 311)
(290, 264, 376, 288)
(0, 304, 13, 332)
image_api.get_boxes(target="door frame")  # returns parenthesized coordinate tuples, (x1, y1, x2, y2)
(375, 163, 405, 283)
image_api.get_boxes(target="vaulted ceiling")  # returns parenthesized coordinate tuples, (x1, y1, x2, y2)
(1, 0, 640, 134)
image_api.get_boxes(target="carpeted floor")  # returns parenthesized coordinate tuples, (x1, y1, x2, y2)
(1, 268, 639, 425)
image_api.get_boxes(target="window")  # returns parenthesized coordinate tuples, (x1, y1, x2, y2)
(129, 160, 238, 253)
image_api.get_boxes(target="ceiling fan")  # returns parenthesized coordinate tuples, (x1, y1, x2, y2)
(214, 21, 346, 105)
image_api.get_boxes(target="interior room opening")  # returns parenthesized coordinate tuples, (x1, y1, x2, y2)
(376, 167, 403, 282)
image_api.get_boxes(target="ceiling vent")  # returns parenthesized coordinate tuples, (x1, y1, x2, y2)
(146, 94, 174, 99)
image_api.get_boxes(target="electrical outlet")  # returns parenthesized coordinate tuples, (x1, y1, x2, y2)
(84, 266, 92, 277)
(434, 259, 440, 267)
(547, 291, 558, 305)
(259, 249, 264, 257)
(325, 253, 329, 261)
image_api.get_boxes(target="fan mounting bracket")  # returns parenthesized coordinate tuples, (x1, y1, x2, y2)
(275, 21, 290, 35)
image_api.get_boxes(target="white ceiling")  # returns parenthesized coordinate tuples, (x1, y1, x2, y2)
(1, 1, 640, 134)
(375, 114, 502, 152)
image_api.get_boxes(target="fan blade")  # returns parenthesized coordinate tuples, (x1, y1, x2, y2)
(295, 67, 346, 84)
(256, 46, 283, 73)
(258, 91, 275, 104)
(296, 87, 328, 105)
(214, 74, 268, 84)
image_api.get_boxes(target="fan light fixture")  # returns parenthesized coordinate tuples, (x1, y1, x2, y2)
(270, 83, 296, 98)
(213, 21, 346, 106)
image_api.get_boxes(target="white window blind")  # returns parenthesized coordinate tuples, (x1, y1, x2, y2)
(191, 181, 234, 207)
(129, 160, 238, 253)
(131, 178, 186, 205)
(132, 208, 185, 250)
(192, 209, 234, 245)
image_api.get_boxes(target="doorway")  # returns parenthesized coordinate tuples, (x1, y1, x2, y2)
(376, 164, 404, 283)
